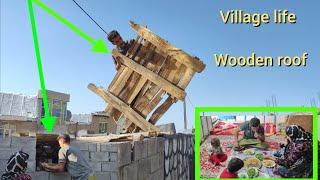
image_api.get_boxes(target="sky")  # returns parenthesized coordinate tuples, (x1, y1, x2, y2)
(1, 0, 319, 131)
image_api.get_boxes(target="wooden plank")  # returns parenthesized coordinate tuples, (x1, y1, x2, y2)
(148, 96, 176, 124)
(129, 21, 205, 73)
(176, 68, 196, 89)
(106, 41, 152, 119)
(88, 83, 159, 132)
(113, 49, 186, 100)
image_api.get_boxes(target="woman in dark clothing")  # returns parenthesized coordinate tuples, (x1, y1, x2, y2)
(266, 125, 313, 178)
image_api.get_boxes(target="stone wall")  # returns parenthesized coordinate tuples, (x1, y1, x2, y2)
(163, 134, 194, 180)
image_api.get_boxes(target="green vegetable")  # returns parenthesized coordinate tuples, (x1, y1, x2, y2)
(247, 168, 257, 178)
(255, 153, 264, 161)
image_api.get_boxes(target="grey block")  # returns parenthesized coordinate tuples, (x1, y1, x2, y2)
(133, 140, 147, 161)
(156, 138, 165, 153)
(89, 162, 102, 172)
(150, 154, 160, 173)
(109, 152, 117, 162)
(90, 152, 109, 162)
(137, 158, 151, 180)
(102, 162, 118, 172)
(110, 172, 119, 180)
(159, 151, 164, 168)
(147, 138, 157, 157)
(29, 171, 50, 180)
(95, 172, 111, 180)
(101, 143, 118, 152)
(49, 172, 71, 180)
(117, 142, 131, 166)
(122, 162, 138, 180)
(0, 149, 14, 160)
(88, 143, 97, 152)
(72, 141, 89, 151)
(0, 160, 7, 172)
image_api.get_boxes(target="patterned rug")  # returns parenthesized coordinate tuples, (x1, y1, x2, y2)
(200, 135, 284, 178)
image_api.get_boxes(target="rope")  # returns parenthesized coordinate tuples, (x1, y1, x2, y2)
(71, 0, 109, 35)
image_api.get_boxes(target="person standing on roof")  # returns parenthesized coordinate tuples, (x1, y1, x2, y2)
(107, 30, 135, 70)
(41, 134, 95, 180)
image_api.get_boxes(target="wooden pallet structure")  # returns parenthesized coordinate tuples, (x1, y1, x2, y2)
(88, 21, 205, 133)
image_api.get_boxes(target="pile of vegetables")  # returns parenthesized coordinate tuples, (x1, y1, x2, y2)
(255, 153, 264, 161)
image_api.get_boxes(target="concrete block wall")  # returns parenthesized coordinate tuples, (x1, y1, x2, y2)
(163, 134, 194, 180)
(71, 137, 165, 180)
(1, 134, 194, 180)
(0, 137, 36, 174)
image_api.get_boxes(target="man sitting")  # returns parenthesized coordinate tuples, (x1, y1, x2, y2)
(233, 117, 268, 150)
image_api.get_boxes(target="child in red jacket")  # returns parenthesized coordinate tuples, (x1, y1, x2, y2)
(220, 158, 244, 178)
(208, 137, 228, 166)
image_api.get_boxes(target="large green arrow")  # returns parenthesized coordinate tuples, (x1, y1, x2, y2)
(32, 0, 109, 54)
(27, 0, 56, 132)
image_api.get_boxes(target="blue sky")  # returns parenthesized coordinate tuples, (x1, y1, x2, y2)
(1, 0, 319, 131)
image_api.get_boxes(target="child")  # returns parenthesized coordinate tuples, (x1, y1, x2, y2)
(208, 137, 227, 166)
(220, 158, 244, 178)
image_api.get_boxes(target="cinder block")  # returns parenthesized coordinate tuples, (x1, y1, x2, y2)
(101, 143, 118, 152)
(102, 162, 118, 172)
(137, 158, 151, 180)
(29, 171, 50, 180)
(110, 172, 119, 180)
(147, 138, 157, 157)
(90, 152, 109, 162)
(95, 172, 111, 180)
(150, 154, 160, 173)
(109, 152, 117, 162)
(88, 143, 97, 152)
(89, 162, 102, 172)
(122, 162, 138, 180)
(72, 141, 89, 151)
(156, 138, 165, 153)
(133, 140, 147, 161)
(159, 151, 164, 169)
(0, 149, 14, 160)
(0, 160, 8, 171)
(117, 142, 131, 166)
(49, 172, 71, 180)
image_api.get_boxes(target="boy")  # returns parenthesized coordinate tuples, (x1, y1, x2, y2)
(220, 158, 244, 178)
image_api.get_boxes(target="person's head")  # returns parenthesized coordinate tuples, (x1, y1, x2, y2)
(227, 158, 244, 173)
(108, 30, 124, 47)
(57, 134, 71, 147)
(285, 125, 312, 142)
(211, 137, 220, 148)
(249, 117, 261, 132)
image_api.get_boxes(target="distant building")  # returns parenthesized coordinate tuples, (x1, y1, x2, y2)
(0, 90, 70, 136)
(67, 112, 116, 136)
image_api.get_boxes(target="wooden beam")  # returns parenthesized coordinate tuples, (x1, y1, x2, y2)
(113, 49, 186, 100)
(129, 21, 205, 73)
(148, 96, 176, 125)
(88, 83, 159, 132)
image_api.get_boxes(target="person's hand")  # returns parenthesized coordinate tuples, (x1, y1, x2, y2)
(265, 156, 276, 161)
(41, 162, 48, 168)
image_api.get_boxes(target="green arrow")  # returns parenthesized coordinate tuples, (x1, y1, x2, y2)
(32, 0, 109, 53)
(27, 0, 56, 132)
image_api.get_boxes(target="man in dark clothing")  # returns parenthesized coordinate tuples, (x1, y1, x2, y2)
(107, 30, 134, 70)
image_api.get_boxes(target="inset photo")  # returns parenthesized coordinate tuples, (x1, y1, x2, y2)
(199, 113, 314, 179)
